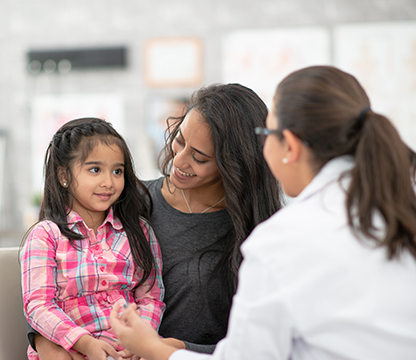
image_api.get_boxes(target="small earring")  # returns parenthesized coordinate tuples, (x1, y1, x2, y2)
(282, 158, 289, 164)
(63, 182, 67, 187)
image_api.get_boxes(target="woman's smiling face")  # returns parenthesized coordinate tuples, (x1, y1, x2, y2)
(170, 108, 222, 190)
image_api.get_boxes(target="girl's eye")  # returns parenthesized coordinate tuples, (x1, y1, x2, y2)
(90, 167, 100, 174)
(113, 168, 123, 175)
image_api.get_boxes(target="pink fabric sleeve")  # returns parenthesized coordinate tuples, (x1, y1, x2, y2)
(20, 222, 90, 351)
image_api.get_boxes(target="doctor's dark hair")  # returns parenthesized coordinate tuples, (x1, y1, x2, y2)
(31, 117, 154, 286)
(274, 65, 416, 260)
(159, 83, 284, 300)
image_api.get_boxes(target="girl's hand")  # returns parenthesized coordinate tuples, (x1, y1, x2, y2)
(110, 303, 176, 360)
(118, 348, 141, 359)
(72, 335, 121, 360)
(35, 334, 84, 360)
(69, 353, 87, 360)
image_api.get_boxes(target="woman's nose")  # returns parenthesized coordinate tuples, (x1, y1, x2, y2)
(172, 148, 188, 169)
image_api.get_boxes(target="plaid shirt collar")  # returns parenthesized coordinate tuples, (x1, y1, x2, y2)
(66, 207, 123, 231)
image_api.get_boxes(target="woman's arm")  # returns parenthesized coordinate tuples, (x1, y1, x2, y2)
(34, 334, 83, 360)
(27, 321, 79, 360)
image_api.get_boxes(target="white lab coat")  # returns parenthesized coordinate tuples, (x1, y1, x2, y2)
(171, 156, 416, 360)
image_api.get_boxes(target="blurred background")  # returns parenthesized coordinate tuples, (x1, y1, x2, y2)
(1, 0, 416, 246)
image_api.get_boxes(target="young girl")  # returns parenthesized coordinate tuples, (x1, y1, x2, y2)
(20, 118, 165, 360)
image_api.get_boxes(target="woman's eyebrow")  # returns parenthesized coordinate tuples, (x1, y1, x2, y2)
(178, 129, 212, 158)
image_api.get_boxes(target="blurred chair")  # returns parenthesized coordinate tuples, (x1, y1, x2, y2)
(0, 247, 28, 360)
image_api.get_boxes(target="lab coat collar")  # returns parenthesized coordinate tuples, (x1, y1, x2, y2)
(293, 155, 355, 203)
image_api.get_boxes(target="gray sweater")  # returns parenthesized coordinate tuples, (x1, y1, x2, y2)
(145, 178, 233, 353)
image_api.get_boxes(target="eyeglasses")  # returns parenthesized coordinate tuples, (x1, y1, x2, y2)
(254, 127, 282, 146)
(254, 127, 310, 147)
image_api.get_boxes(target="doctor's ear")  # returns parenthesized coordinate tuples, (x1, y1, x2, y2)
(281, 129, 305, 164)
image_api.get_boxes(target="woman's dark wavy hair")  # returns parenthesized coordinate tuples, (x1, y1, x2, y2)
(159, 83, 284, 297)
(22, 117, 154, 287)
(275, 65, 416, 260)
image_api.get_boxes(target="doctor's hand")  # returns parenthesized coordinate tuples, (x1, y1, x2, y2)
(110, 303, 177, 360)
(117, 347, 141, 360)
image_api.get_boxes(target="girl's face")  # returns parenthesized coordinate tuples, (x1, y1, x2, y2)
(68, 142, 125, 226)
(170, 109, 222, 190)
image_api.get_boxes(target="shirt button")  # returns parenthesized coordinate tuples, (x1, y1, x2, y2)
(95, 245, 100, 250)
(102, 280, 107, 286)
(100, 266, 105, 272)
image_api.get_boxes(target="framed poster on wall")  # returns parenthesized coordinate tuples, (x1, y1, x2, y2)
(144, 37, 204, 87)
(222, 27, 331, 107)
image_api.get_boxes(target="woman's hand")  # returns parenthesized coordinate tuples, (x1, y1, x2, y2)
(161, 338, 186, 350)
(110, 303, 177, 360)
(35, 334, 84, 360)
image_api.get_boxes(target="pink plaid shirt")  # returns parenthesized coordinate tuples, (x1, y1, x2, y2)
(21, 208, 165, 355)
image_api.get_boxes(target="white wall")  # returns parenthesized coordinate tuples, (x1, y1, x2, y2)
(1, 0, 416, 244)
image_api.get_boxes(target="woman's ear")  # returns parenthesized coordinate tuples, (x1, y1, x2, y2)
(281, 129, 304, 164)
(58, 167, 68, 187)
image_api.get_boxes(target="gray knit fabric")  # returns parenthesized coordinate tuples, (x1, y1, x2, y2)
(145, 178, 233, 354)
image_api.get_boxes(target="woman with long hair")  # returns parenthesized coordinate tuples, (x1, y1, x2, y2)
(143, 83, 283, 352)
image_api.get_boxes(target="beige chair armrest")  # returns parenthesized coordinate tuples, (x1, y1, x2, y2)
(0, 247, 28, 360)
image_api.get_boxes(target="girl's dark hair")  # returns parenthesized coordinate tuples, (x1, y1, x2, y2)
(159, 83, 284, 294)
(275, 65, 416, 260)
(24, 117, 154, 287)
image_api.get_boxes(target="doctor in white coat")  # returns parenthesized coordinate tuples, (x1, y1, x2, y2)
(110, 65, 416, 360)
